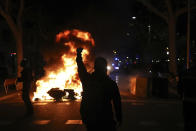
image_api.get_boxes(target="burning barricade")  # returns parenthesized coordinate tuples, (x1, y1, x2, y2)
(33, 29, 95, 101)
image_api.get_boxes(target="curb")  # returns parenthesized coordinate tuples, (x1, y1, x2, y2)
(0, 92, 20, 101)
(121, 99, 182, 104)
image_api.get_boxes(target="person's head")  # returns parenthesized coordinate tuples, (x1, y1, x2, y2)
(20, 58, 29, 68)
(94, 57, 107, 74)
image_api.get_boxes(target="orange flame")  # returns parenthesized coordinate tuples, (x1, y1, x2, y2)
(33, 29, 95, 101)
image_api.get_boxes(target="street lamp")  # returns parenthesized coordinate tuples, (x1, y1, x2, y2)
(107, 66, 111, 70)
(132, 16, 136, 20)
(148, 25, 151, 33)
(187, 0, 190, 69)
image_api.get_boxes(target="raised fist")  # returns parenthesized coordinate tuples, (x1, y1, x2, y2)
(77, 48, 83, 54)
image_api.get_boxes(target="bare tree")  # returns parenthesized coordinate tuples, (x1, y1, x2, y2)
(0, 0, 24, 77)
(136, 0, 196, 77)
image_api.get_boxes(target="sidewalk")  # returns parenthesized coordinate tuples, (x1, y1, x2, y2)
(0, 87, 20, 101)
(120, 90, 182, 104)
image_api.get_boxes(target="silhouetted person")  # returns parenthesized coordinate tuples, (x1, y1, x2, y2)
(177, 71, 184, 99)
(19, 58, 34, 116)
(179, 54, 196, 131)
(76, 48, 122, 131)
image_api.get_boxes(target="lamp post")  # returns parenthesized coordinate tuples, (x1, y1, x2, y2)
(187, 0, 190, 70)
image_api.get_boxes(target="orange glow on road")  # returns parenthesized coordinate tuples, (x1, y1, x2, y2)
(130, 77, 136, 96)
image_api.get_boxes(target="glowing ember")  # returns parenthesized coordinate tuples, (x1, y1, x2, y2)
(33, 29, 95, 101)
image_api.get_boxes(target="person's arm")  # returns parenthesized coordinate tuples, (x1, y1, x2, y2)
(76, 48, 89, 82)
(112, 82, 122, 126)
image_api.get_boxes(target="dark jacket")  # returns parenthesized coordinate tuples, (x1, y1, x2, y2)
(179, 66, 196, 103)
(21, 67, 33, 91)
(76, 55, 122, 124)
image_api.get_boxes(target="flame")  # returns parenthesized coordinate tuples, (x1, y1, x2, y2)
(33, 29, 95, 101)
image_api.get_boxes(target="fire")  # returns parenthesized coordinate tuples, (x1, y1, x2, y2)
(33, 29, 95, 101)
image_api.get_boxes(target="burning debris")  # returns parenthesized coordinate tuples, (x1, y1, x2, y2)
(33, 29, 95, 101)
(47, 88, 65, 102)
(46, 88, 77, 101)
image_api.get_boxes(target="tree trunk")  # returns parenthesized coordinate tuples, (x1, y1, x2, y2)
(167, 16, 179, 96)
(15, 34, 23, 77)
(3, 15, 23, 77)
(168, 17, 177, 77)
(10, 26, 23, 77)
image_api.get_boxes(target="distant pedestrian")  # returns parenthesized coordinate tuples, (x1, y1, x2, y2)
(76, 48, 122, 131)
(179, 54, 196, 131)
(19, 58, 34, 116)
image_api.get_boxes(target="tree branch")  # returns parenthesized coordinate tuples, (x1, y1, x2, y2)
(136, 0, 168, 23)
(176, 5, 196, 17)
(165, 0, 174, 16)
(0, 2, 18, 38)
(5, 0, 9, 12)
(17, 0, 24, 32)
(5, 15, 18, 36)
(0, 5, 6, 17)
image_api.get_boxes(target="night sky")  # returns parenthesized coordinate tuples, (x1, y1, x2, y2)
(34, 0, 195, 56)
(1, 0, 195, 59)
(33, 0, 133, 57)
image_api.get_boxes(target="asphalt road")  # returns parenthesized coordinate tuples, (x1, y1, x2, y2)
(0, 92, 184, 131)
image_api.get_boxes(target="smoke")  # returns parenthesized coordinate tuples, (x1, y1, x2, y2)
(41, 29, 95, 74)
